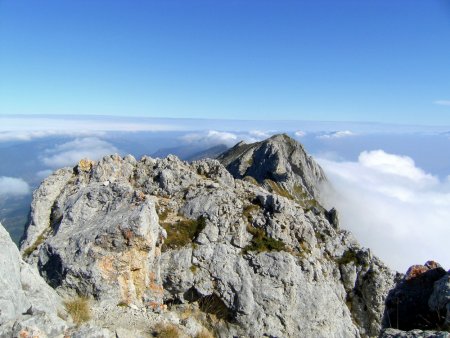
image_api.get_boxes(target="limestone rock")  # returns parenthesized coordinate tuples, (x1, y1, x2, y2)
(20, 168, 74, 257)
(217, 133, 327, 200)
(380, 328, 449, 338)
(0, 222, 69, 337)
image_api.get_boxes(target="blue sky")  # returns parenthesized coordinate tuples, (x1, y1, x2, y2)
(1, 0, 450, 124)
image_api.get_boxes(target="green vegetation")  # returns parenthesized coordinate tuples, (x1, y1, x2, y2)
(337, 249, 359, 265)
(242, 176, 259, 186)
(157, 208, 170, 222)
(264, 179, 293, 200)
(22, 229, 49, 258)
(162, 216, 206, 252)
(292, 184, 320, 211)
(244, 225, 286, 253)
(190, 265, 198, 273)
(242, 204, 260, 222)
(64, 296, 91, 325)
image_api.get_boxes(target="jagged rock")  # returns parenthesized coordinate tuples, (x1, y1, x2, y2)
(429, 272, 450, 330)
(20, 168, 74, 257)
(217, 133, 327, 200)
(384, 262, 447, 331)
(380, 328, 449, 338)
(26, 176, 166, 309)
(0, 222, 69, 337)
(19, 136, 397, 337)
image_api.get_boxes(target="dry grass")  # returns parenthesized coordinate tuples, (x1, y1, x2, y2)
(264, 179, 293, 200)
(242, 204, 260, 223)
(64, 296, 91, 325)
(22, 229, 49, 257)
(196, 328, 215, 338)
(153, 323, 181, 338)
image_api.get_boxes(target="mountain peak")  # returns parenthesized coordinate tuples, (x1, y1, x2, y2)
(217, 133, 326, 202)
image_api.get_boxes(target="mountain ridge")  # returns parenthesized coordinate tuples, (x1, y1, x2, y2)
(0, 134, 448, 337)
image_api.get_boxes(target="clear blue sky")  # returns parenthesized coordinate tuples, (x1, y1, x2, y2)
(1, 0, 450, 124)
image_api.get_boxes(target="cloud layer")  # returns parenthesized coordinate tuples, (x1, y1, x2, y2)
(0, 177, 30, 197)
(319, 150, 450, 272)
(181, 130, 271, 147)
(317, 130, 356, 139)
(41, 137, 119, 168)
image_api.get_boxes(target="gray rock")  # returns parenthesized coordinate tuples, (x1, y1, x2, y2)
(380, 328, 449, 338)
(0, 222, 69, 337)
(217, 133, 327, 200)
(20, 168, 74, 256)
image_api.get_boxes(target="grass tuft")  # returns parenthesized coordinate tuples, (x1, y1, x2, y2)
(242, 204, 260, 223)
(65, 296, 91, 325)
(196, 328, 215, 338)
(244, 225, 286, 253)
(264, 179, 293, 200)
(23, 230, 49, 258)
(162, 216, 206, 252)
(152, 323, 181, 338)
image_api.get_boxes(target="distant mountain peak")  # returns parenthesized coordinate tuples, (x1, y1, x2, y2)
(217, 133, 326, 202)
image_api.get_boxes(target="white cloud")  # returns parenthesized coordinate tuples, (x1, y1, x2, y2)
(294, 130, 306, 137)
(434, 100, 450, 106)
(248, 130, 272, 139)
(317, 130, 355, 139)
(319, 150, 450, 272)
(181, 130, 269, 147)
(41, 137, 119, 168)
(0, 117, 184, 142)
(0, 130, 105, 142)
(0, 177, 30, 197)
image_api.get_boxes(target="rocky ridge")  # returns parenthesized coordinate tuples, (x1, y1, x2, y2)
(1, 134, 448, 337)
(217, 134, 326, 201)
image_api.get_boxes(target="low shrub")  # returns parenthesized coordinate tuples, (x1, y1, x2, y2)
(244, 225, 286, 253)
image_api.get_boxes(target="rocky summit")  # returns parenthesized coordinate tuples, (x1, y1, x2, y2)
(0, 134, 449, 338)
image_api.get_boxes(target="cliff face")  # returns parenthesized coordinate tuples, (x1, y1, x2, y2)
(7, 134, 447, 337)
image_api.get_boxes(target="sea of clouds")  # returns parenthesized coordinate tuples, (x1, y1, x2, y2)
(319, 150, 450, 271)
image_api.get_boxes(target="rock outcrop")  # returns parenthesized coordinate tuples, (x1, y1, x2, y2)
(0, 222, 69, 337)
(18, 135, 398, 337)
(383, 261, 450, 334)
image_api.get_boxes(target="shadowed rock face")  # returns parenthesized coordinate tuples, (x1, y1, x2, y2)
(384, 262, 449, 332)
(217, 134, 327, 201)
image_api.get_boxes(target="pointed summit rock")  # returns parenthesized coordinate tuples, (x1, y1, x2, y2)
(217, 134, 326, 202)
